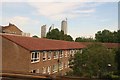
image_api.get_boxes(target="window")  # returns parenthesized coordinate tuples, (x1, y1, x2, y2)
(65, 62, 68, 68)
(70, 50, 75, 57)
(31, 52, 40, 63)
(43, 51, 47, 61)
(53, 64, 58, 73)
(59, 50, 64, 58)
(68, 61, 70, 68)
(59, 62, 63, 70)
(65, 50, 67, 57)
(42, 67, 46, 74)
(30, 69, 39, 73)
(80, 49, 83, 54)
(47, 66, 51, 74)
(53, 51, 58, 59)
(48, 51, 52, 60)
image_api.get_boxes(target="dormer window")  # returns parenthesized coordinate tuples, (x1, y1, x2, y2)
(31, 52, 40, 63)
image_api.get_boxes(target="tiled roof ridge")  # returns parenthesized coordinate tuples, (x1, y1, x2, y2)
(2, 34, 86, 51)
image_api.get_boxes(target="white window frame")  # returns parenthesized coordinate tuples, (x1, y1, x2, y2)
(31, 52, 40, 63)
(65, 62, 68, 68)
(30, 69, 39, 73)
(80, 49, 83, 54)
(47, 66, 51, 74)
(48, 51, 52, 60)
(65, 50, 67, 57)
(59, 62, 63, 70)
(53, 51, 58, 59)
(59, 50, 64, 58)
(68, 61, 70, 68)
(43, 51, 47, 61)
(53, 64, 58, 73)
(42, 67, 46, 74)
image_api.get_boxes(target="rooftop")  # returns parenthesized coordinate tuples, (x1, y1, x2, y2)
(2, 34, 86, 51)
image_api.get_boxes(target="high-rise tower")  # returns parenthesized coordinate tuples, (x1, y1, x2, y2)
(61, 18, 67, 34)
(41, 25, 46, 38)
(49, 24, 54, 32)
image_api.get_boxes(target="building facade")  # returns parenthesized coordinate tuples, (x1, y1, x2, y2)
(2, 34, 85, 75)
(1, 23, 23, 35)
(61, 20, 67, 34)
(41, 25, 46, 38)
(49, 24, 54, 32)
(1, 23, 30, 37)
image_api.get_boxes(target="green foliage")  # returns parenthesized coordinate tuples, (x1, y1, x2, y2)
(32, 35, 39, 38)
(95, 29, 120, 43)
(69, 43, 116, 78)
(46, 28, 73, 41)
(102, 72, 120, 80)
(75, 37, 95, 42)
(115, 48, 120, 75)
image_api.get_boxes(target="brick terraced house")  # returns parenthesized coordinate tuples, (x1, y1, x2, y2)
(1, 34, 86, 75)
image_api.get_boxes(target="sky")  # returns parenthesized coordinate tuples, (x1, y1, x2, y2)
(0, 0, 119, 39)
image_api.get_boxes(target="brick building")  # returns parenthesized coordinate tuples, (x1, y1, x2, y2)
(1, 23, 23, 35)
(1, 23, 30, 37)
(1, 34, 119, 76)
(1, 34, 85, 75)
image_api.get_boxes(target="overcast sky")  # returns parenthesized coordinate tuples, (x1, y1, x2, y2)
(0, 0, 118, 39)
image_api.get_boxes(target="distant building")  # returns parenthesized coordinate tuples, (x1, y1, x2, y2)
(61, 19, 67, 34)
(1, 23, 23, 35)
(0, 23, 30, 37)
(49, 24, 54, 32)
(41, 25, 46, 38)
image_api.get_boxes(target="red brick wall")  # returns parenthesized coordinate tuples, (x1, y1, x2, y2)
(2, 37, 30, 72)
(3, 25, 22, 35)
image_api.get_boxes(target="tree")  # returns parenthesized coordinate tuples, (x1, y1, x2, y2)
(95, 29, 119, 43)
(64, 34, 74, 41)
(32, 35, 39, 38)
(46, 28, 60, 40)
(69, 43, 116, 78)
(115, 48, 120, 75)
(117, 30, 120, 43)
(75, 37, 95, 42)
(46, 28, 74, 41)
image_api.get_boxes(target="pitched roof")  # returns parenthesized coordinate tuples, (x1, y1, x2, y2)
(2, 34, 86, 51)
(2, 23, 22, 32)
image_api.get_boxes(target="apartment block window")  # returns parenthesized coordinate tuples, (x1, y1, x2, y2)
(65, 62, 68, 68)
(53, 51, 58, 59)
(42, 67, 46, 74)
(68, 61, 70, 68)
(43, 51, 47, 61)
(59, 62, 63, 70)
(68, 50, 70, 57)
(80, 49, 83, 54)
(59, 50, 64, 58)
(48, 51, 52, 60)
(65, 50, 67, 57)
(53, 64, 58, 73)
(30, 69, 39, 73)
(31, 52, 40, 63)
(47, 66, 51, 74)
